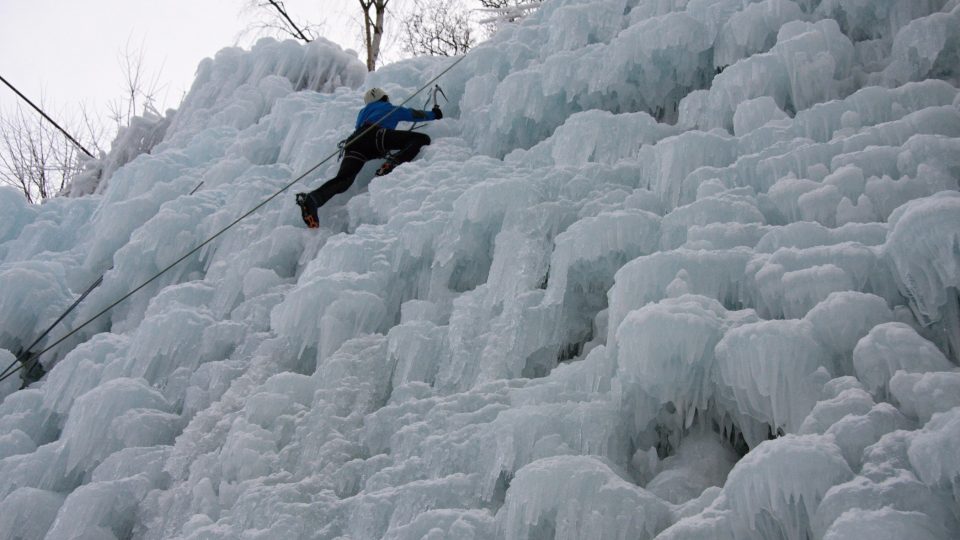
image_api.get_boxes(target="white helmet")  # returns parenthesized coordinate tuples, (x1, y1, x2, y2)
(364, 87, 388, 104)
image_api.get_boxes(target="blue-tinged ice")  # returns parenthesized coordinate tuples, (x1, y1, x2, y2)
(0, 0, 958, 537)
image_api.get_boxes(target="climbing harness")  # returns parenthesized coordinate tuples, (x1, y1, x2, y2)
(0, 54, 469, 387)
(337, 83, 448, 161)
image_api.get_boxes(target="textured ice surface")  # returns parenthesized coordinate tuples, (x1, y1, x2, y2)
(890, 370, 960, 423)
(714, 320, 830, 446)
(1, 0, 960, 538)
(498, 455, 671, 540)
(0, 488, 65, 540)
(724, 435, 854, 540)
(908, 407, 960, 497)
(644, 429, 738, 504)
(852, 322, 954, 399)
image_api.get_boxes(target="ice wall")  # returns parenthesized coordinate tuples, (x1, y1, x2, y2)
(1, 0, 960, 539)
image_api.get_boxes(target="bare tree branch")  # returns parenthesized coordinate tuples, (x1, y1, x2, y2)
(476, 0, 542, 30)
(242, 1, 321, 43)
(0, 75, 96, 159)
(0, 39, 163, 203)
(107, 38, 164, 130)
(267, 0, 312, 42)
(402, 0, 473, 57)
(0, 100, 93, 202)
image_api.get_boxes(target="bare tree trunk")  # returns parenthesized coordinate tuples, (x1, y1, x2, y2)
(372, 3, 386, 69)
(360, 0, 389, 71)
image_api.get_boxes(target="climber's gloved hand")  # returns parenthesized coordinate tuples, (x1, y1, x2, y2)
(432, 105, 443, 120)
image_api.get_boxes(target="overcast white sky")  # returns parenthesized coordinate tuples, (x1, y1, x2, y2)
(0, 0, 407, 135)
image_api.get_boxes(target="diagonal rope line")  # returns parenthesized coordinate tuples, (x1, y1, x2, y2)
(0, 74, 96, 159)
(0, 274, 104, 381)
(0, 54, 467, 386)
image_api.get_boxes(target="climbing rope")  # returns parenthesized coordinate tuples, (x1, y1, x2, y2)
(0, 274, 105, 383)
(0, 74, 96, 159)
(0, 54, 468, 387)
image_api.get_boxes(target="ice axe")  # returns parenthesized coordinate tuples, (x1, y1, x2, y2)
(430, 85, 448, 108)
(409, 85, 449, 132)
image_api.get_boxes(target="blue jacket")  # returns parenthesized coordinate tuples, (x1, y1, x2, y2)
(355, 100, 438, 130)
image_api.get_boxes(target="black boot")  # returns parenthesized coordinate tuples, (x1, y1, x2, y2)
(295, 193, 319, 228)
(375, 158, 398, 177)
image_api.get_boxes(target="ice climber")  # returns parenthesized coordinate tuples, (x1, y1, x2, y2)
(295, 87, 443, 228)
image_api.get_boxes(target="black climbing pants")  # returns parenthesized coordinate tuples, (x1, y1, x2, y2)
(307, 126, 431, 208)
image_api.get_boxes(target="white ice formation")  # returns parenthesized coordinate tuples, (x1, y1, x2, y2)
(1, 1, 960, 539)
